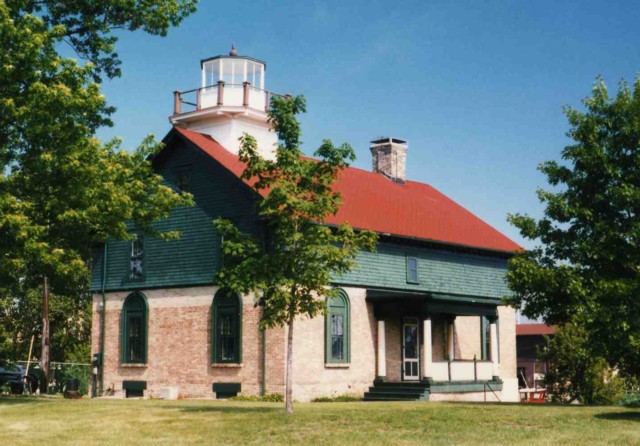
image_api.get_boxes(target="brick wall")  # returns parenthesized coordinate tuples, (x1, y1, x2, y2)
(92, 286, 284, 399)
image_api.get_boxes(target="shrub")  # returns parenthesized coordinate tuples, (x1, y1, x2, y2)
(620, 393, 640, 407)
(311, 393, 362, 402)
(230, 393, 284, 402)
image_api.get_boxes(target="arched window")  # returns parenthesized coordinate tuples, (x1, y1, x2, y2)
(325, 289, 350, 364)
(212, 289, 242, 363)
(121, 292, 148, 364)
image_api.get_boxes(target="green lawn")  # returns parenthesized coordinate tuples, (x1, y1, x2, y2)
(1, 397, 639, 445)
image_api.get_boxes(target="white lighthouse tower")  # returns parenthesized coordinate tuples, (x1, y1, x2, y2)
(170, 45, 278, 158)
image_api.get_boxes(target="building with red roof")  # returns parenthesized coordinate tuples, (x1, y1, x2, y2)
(91, 47, 520, 402)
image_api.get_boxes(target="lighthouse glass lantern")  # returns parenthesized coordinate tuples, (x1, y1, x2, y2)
(199, 54, 266, 109)
(170, 46, 277, 158)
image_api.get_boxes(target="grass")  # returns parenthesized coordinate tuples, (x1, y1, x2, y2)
(1, 396, 639, 445)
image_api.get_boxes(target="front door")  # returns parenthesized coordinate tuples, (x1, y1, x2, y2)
(402, 318, 420, 381)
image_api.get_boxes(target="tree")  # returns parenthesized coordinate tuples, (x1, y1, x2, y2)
(0, 1, 197, 390)
(507, 77, 640, 378)
(540, 323, 625, 404)
(214, 95, 378, 414)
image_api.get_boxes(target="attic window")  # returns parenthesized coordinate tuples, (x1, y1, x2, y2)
(130, 235, 144, 280)
(406, 256, 419, 284)
(175, 166, 192, 193)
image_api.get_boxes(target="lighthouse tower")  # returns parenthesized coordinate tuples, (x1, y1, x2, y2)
(170, 45, 278, 158)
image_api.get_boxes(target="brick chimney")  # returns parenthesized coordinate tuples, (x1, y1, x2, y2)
(370, 137, 408, 183)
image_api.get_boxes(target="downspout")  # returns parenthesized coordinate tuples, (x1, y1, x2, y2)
(261, 328, 266, 396)
(99, 241, 108, 395)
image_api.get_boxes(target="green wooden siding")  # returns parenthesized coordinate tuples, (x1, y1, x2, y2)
(90, 138, 260, 292)
(333, 242, 510, 300)
(90, 134, 511, 301)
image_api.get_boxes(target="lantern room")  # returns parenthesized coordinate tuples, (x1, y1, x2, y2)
(169, 45, 279, 158)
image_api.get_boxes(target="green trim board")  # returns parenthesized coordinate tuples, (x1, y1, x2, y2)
(325, 289, 350, 364)
(428, 380, 503, 393)
(121, 292, 148, 364)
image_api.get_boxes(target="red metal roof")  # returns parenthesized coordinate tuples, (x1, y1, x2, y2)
(173, 127, 521, 253)
(516, 324, 555, 336)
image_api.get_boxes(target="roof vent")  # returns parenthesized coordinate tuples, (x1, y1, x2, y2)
(370, 137, 408, 183)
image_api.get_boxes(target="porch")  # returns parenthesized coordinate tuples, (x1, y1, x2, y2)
(364, 289, 503, 401)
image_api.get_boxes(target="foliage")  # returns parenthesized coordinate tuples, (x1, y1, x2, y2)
(541, 322, 625, 405)
(620, 393, 640, 407)
(507, 77, 640, 378)
(0, 286, 90, 363)
(311, 393, 363, 402)
(214, 95, 377, 414)
(0, 1, 196, 379)
(230, 393, 284, 402)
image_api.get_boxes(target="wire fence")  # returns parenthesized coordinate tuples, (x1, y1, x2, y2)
(17, 360, 92, 395)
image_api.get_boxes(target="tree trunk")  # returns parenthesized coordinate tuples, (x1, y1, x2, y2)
(40, 275, 50, 394)
(285, 308, 295, 415)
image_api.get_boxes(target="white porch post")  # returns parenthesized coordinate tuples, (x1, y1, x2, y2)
(490, 316, 500, 379)
(447, 316, 456, 360)
(421, 316, 432, 381)
(376, 320, 386, 381)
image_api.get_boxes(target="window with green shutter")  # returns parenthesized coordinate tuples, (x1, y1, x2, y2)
(325, 289, 350, 364)
(121, 292, 148, 364)
(212, 289, 242, 363)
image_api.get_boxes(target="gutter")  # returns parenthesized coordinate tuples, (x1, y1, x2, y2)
(99, 241, 108, 395)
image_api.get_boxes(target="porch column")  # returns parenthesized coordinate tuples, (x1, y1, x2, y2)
(421, 316, 432, 381)
(489, 316, 500, 379)
(376, 320, 386, 381)
(447, 315, 456, 360)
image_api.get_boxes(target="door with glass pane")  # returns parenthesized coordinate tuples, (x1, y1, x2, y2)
(402, 318, 420, 381)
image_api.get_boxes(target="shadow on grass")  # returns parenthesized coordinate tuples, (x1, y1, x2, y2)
(168, 404, 281, 415)
(0, 396, 56, 406)
(594, 411, 640, 422)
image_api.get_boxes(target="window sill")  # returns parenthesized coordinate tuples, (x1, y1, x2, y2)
(325, 363, 350, 369)
(211, 363, 243, 368)
(120, 363, 148, 368)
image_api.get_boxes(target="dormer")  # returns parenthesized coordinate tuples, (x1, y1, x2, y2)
(170, 45, 278, 158)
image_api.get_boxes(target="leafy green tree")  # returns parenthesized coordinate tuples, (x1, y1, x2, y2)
(215, 95, 378, 414)
(507, 77, 640, 378)
(0, 1, 197, 390)
(540, 323, 625, 404)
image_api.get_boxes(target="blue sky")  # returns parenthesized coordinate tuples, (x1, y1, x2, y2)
(96, 0, 640, 248)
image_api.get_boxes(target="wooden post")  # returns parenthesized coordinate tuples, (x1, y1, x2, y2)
(421, 317, 432, 381)
(265, 91, 271, 112)
(490, 316, 500, 379)
(376, 320, 386, 381)
(243, 82, 250, 107)
(173, 91, 182, 115)
(217, 81, 225, 106)
(196, 88, 201, 110)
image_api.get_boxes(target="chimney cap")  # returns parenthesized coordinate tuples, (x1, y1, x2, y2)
(371, 137, 407, 145)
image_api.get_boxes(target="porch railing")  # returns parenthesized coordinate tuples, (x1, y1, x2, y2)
(430, 358, 493, 381)
(173, 82, 280, 115)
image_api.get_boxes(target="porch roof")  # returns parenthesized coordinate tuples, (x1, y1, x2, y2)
(366, 288, 499, 317)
